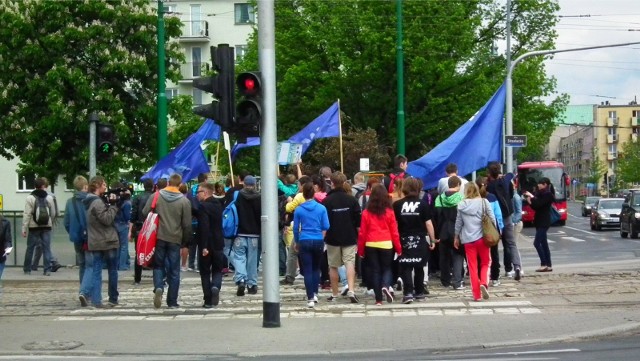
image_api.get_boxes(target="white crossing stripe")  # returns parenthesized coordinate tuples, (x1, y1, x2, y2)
(561, 236, 586, 242)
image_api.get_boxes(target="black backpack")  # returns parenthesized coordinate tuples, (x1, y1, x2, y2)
(32, 195, 50, 226)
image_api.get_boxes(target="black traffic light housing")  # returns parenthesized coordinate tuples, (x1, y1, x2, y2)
(96, 123, 115, 161)
(235, 71, 262, 142)
(193, 44, 235, 131)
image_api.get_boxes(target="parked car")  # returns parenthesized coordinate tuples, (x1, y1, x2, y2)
(590, 198, 624, 230)
(620, 189, 640, 238)
(582, 196, 601, 216)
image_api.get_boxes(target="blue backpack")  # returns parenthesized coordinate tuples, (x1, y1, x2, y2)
(222, 191, 239, 238)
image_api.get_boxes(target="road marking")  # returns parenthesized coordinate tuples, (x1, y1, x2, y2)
(563, 226, 597, 235)
(495, 348, 581, 355)
(561, 236, 586, 242)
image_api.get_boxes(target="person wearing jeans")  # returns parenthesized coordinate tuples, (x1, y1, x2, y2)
(21, 177, 56, 276)
(142, 173, 192, 309)
(292, 181, 329, 308)
(232, 175, 262, 296)
(79, 176, 123, 308)
(454, 182, 495, 301)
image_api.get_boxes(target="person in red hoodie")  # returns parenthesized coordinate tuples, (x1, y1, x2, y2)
(357, 184, 402, 305)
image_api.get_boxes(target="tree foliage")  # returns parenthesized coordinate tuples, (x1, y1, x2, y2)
(0, 0, 184, 184)
(238, 0, 567, 174)
(586, 147, 607, 185)
(617, 140, 640, 185)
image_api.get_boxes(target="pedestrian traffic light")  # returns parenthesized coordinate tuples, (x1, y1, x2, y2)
(235, 71, 262, 142)
(193, 44, 235, 131)
(96, 123, 115, 161)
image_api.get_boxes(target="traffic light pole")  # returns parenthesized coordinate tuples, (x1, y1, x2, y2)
(257, 0, 280, 328)
(157, 0, 168, 160)
(89, 112, 98, 178)
(395, 0, 405, 155)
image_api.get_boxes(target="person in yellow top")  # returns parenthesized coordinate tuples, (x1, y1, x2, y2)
(280, 175, 310, 285)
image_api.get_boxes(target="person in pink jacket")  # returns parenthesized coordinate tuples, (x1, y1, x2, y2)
(357, 184, 402, 305)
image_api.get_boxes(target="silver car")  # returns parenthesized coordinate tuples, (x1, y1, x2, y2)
(590, 198, 625, 230)
(582, 196, 601, 216)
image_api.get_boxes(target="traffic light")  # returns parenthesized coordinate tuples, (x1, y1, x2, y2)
(193, 44, 235, 130)
(96, 123, 115, 161)
(235, 71, 262, 142)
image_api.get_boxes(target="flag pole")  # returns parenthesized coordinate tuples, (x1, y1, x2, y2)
(214, 141, 221, 180)
(338, 99, 344, 173)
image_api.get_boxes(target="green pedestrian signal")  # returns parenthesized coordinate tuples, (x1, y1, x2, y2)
(96, 123, 115, 161)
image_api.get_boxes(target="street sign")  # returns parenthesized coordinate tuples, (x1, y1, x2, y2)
(505, 135, 527, 147)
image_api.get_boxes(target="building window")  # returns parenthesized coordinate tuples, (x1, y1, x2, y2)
(608, 127, 617, 136)
(193, 88, 203, 106)
(608, 144, 617, 154)
(164, 4, 177, 14)
(235, 3, 255, 24)
(633, 110, 640, 118)
(608, 110, 617, 119)
(192, 47, 202, 77)
(191, 4, 202, 36)
(166, 88, 179, 100)
(235, 45, 248, 62)
(18, 173, 36, 191)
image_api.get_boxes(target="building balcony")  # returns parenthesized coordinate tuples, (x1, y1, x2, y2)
(179, 21, 210, 42)
(607, 152, 617, 160)
(632, 116, 639, 127)
(607, 134, 618, 144)
(607, 117, 619, 127)
(178, 62, 209, 83)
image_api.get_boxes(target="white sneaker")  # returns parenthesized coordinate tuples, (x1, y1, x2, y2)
(364, 289, 375, 298)
(396, 277, 403, 291)
(180, 266, 187, 272)
(491, 279, 501, 287)
(307, 300, 315, 308)
(313, 294, 318, 303)
(506, 270, 515, 278)
(480, 285, 490, 300)
(340, 285, 349, 296)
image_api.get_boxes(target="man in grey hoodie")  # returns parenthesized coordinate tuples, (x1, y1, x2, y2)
(143, 173, 192, 309)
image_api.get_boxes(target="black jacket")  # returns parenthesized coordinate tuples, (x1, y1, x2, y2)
(236, 188, 261, 236)
(196, 197, 224, 251)
(487, 176, 514, 217)
(130, 191, 153, 228)
(530, 189, 554, 228)
(0, 217, 12, 264)
(323, 188, 361, 246)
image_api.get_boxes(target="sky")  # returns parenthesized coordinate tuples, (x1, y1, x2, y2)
(544, 0, 640, 105)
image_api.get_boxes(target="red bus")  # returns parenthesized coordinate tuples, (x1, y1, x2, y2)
(516, 161, 570, 226)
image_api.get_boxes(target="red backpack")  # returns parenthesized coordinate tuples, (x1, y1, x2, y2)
(136, 192, 160, 267)
(388, 172, 406, 193)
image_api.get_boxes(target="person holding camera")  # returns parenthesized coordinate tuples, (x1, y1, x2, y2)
(79, 176, 125, 308)
(523, 177, 554, 272)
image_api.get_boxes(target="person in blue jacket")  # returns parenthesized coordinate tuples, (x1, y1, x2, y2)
(293, 181, 330, 308)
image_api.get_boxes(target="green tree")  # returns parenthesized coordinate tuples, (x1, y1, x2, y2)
(586, 147, 607, 185)
(617, 140, 640, 185)
(238, 0, 566, 169)
(0, 0, 184, 184)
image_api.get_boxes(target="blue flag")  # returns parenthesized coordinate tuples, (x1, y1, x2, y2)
(141, 119, 221, 182)
(288, 101, 340, 154)
(406, 83, 506, 190)
(231, 101, 341, 158)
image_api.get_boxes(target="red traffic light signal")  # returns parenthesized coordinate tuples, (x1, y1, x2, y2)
(237, 72, 261, 96)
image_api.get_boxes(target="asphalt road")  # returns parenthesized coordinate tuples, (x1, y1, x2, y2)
(519, 201, 640, 270)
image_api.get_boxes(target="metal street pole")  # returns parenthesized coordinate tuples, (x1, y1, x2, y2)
(257, 0, 280, 328)
(505, 41, 640, 173)
(157, 0, 168, 160)
(89, 112, 99, 178)
(396, 0, 405, 155)
(504, 0, 512, 172)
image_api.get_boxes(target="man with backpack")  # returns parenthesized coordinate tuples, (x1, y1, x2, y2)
(63, 176, 89, 285)
(22, 177, 57, 276)
(129, 178, 154, 285)
(231, 175, 261, 296)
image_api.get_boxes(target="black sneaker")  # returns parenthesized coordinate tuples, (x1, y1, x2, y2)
(402, 295, 414, 304)
(203, 304, 213, 309)
(326, 295, 339, 302)
(279, 277, 294, 285)
(51, 263, 62, 272)
(211, 286, 220, 306)
(514, 268, 522, 281)
(347, 291, 359, 304)
(414, 293, 426, 299)
(248, 285, 258, 295)
(237, 282, 246, 296)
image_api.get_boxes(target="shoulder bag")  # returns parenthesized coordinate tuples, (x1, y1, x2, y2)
(481, 199, 500, 247)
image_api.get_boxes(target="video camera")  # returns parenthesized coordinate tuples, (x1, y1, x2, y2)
(102, 181, 134, 203)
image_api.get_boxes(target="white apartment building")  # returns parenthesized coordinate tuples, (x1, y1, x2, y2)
(0, 1, 254, 211)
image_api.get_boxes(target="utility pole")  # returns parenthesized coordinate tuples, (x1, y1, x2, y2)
(257, 0, 280, 328)
(505, 41, 640, 173)
(395, 0, 405, 155)
(89, 112, 99, 178)
(157, 0, 168, 160)
(505, 0, 512, 172)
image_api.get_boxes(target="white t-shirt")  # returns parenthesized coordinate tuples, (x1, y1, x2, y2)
(437, 175, 468, 196)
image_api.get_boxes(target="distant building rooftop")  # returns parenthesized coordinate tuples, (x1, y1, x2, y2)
(554, 104, 594, 125)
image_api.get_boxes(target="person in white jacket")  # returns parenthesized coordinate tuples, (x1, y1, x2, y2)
(454, 182, 496, 302)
